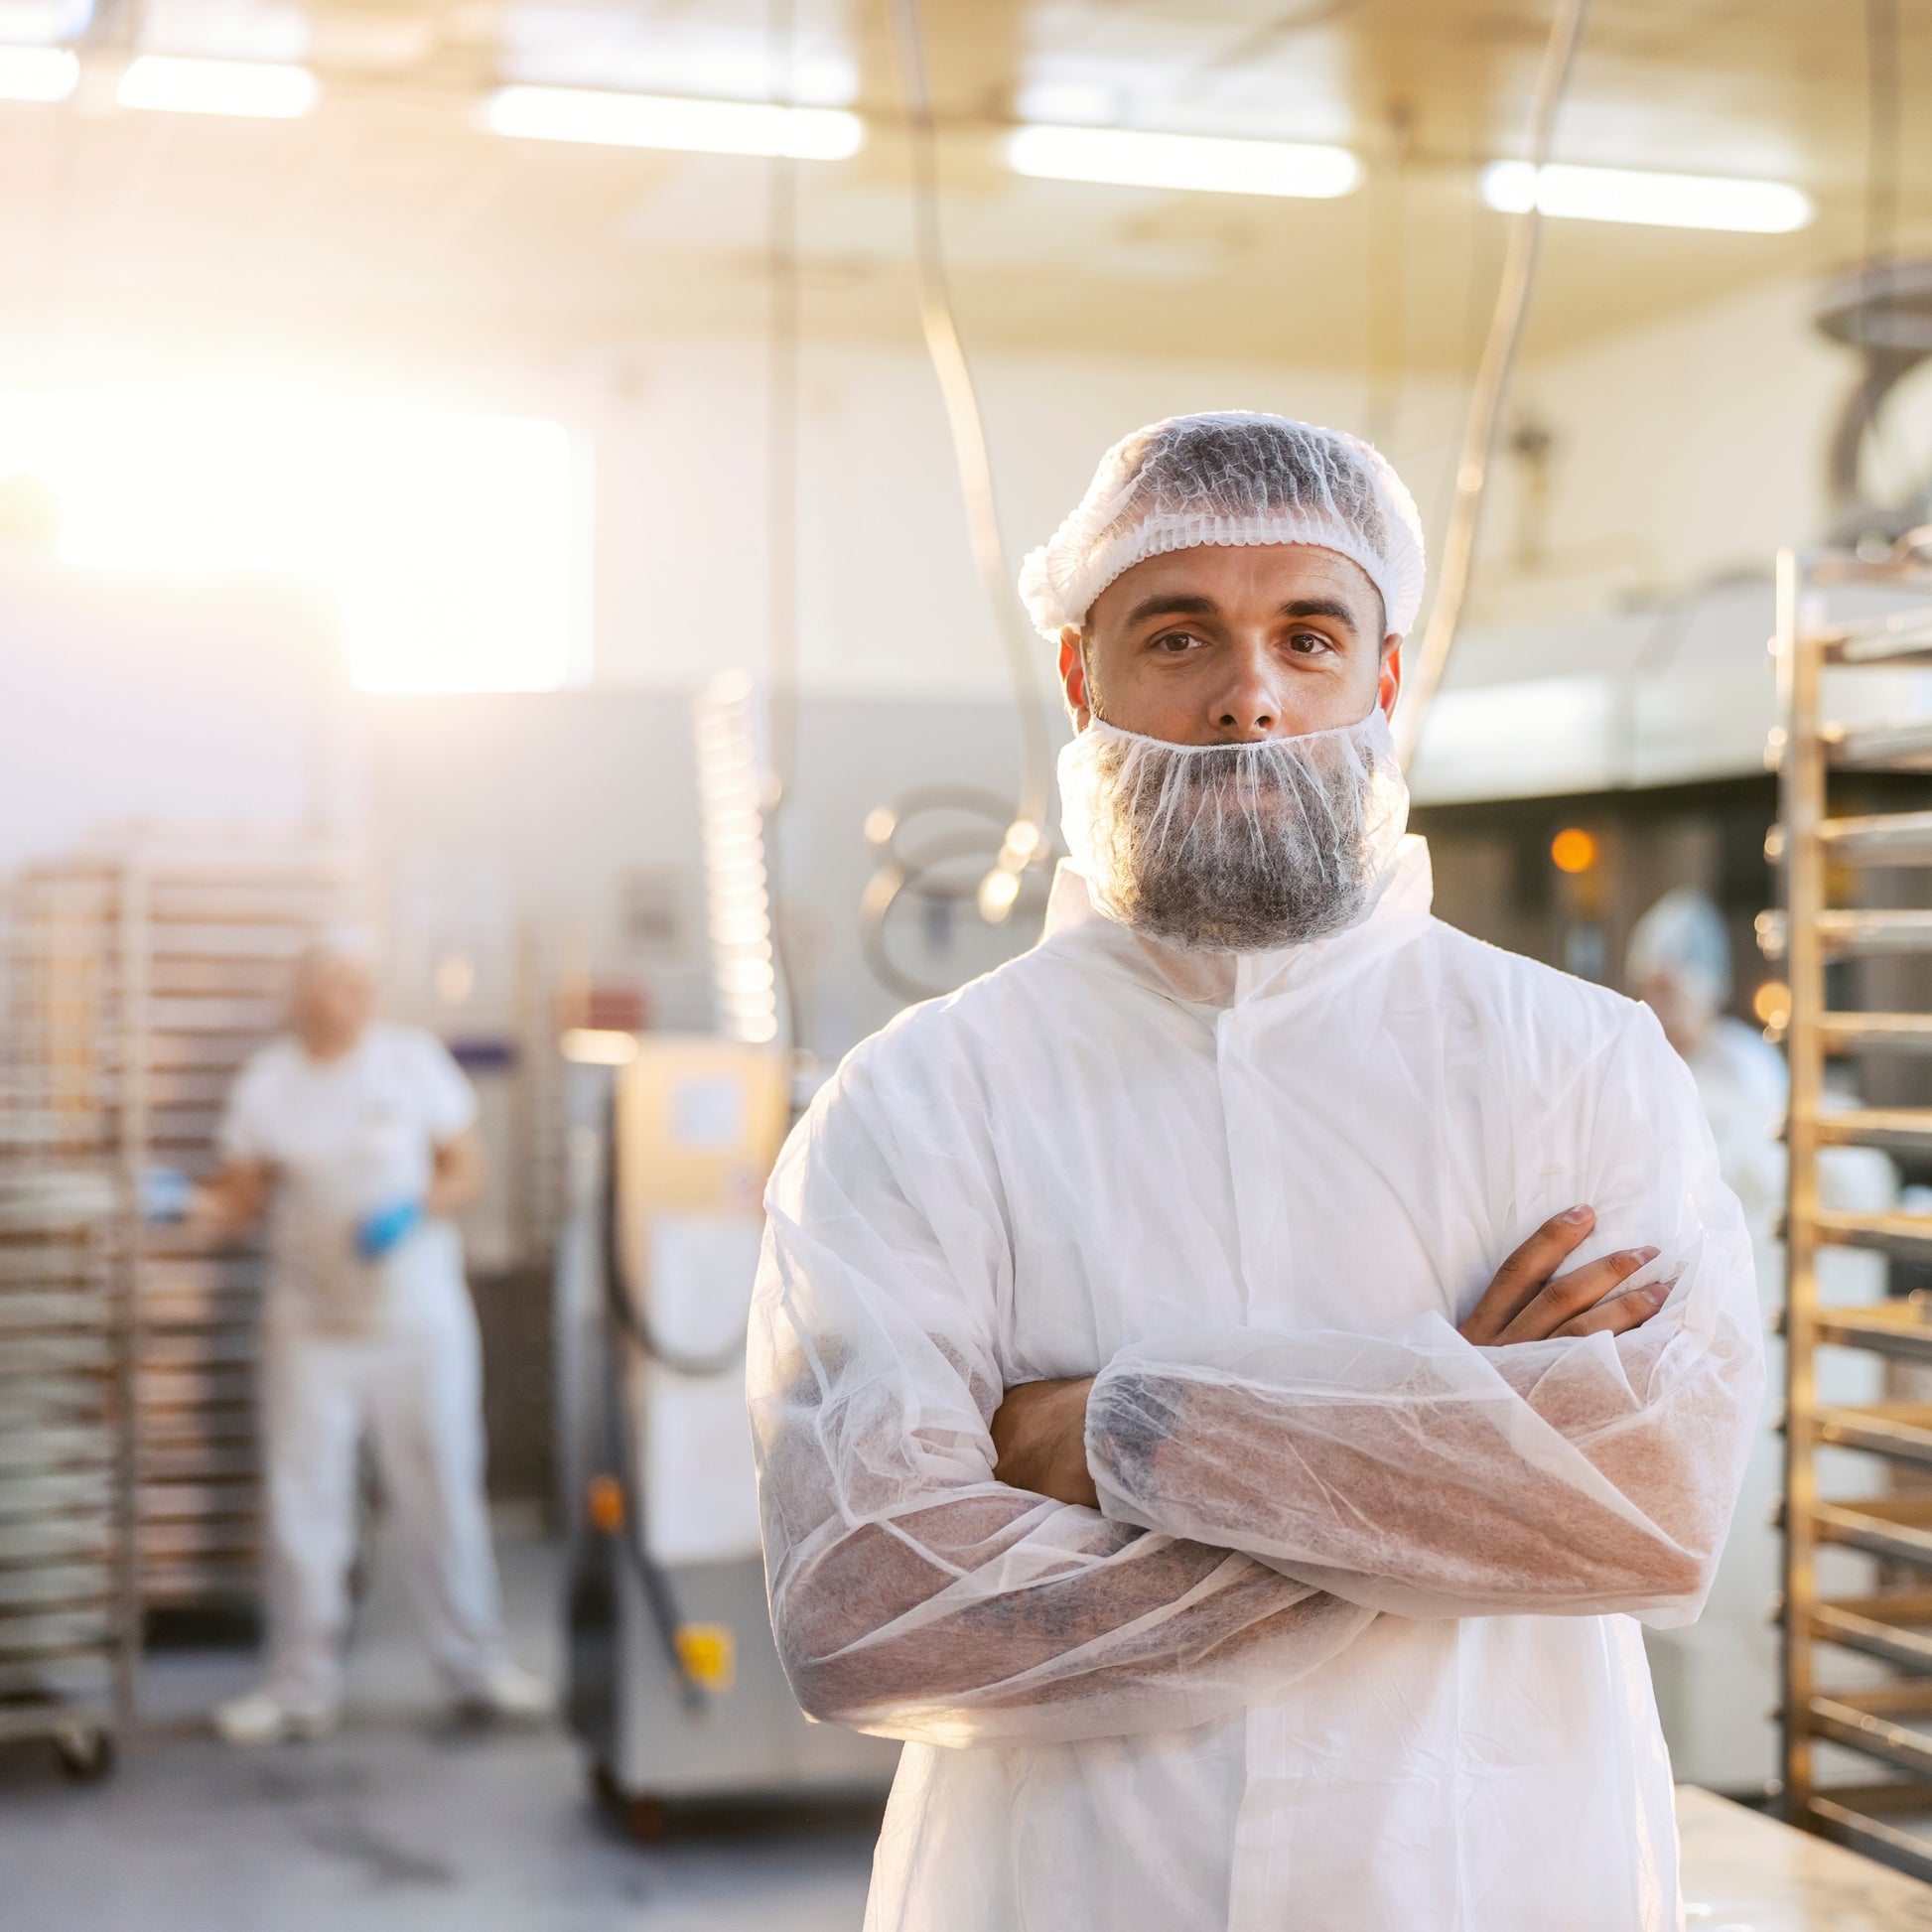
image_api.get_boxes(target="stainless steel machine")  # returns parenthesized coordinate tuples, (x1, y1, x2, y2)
(557, 1035, 897, 1828)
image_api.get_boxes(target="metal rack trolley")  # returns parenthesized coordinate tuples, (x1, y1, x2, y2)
(125, 848, 356, 1614)
(7, 845, 355, 1623)
(0, 870, 139, 1777)
(1774, 536, 1932, 1874)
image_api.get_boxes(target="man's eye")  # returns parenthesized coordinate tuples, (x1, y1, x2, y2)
(1287, 630, 1333, 655)
(1151, 630, 1203, 654)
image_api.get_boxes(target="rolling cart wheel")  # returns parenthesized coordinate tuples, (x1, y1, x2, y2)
(53, 1725, 116, 1783)
(622, 1795, 668, 1844)
(589, 1760, 666, 1843)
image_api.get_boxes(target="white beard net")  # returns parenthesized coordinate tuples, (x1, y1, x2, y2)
(1057, 707, 1410, 952)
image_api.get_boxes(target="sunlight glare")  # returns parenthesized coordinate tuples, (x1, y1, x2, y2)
(0, 394, 579, 691)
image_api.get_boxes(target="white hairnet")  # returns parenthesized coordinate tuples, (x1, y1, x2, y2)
(1626, 889, 1730, 1010)
(1018, 411, 1427, 642)
(289, 923, 380, 992)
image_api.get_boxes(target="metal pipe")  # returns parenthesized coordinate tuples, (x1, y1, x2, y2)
(1394, 0, 1590, 766)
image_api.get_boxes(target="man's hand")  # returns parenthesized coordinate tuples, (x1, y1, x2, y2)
(1458, 1205, 1671, 1345)
(425, 1126, 486, 1216)
(187, 1160, 272, 1241)
(991, 1375, 1099, 1507)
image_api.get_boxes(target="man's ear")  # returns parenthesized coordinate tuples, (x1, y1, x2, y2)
(1377, 635, 1402, 720)
(1058, 625, 1092, 729)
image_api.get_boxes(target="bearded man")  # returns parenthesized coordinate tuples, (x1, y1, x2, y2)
(747, 413, 1761, 1932)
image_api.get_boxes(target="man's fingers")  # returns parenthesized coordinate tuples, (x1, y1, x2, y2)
(1552, 1278, 1676, 1340)
(1459, 1206, 1596, 1341)
(1496, 1245, 1661, 1344)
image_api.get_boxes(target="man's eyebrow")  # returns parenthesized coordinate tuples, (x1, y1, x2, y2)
(1124, 593, 1219, 626)
(1281, 598, 1359, 633)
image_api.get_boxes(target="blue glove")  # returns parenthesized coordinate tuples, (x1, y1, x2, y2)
(354, 1199, 423, 1261)
(140, 1167, 193, 1226)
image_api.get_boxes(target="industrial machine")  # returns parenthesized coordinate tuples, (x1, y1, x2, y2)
(559, 1034, 897, 1829)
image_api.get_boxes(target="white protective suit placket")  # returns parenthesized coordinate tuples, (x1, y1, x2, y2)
(1216, 984, 1288, 1928)
(1218, 950, 1329, 1932)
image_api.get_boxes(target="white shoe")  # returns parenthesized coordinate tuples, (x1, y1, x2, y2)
(457, 1659, 552, 1723)
(212, 1689, 340, 1747)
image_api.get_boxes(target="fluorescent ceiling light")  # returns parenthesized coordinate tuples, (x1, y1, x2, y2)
(0, 45, 76, 100)
(1008, 124, 1360, 200)
(116, 55, 317, 119)
(1481, 160, 1811, 234)
(482, 85, 863, 161)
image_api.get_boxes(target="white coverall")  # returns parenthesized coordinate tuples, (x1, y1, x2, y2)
(220, 1021, 512, 1713)
(749, 838, 1763, 1932)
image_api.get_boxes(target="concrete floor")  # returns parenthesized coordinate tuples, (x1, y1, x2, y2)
(0, 1526, 878, 1932)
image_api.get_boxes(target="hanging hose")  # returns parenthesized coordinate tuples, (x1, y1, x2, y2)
(885, 0, 1051, 836)
(1394, 0, 1590, 766)
(601, 1095, 750, 1378)
(761, 0, 805, 1058)
(860, 0, 1056, 997)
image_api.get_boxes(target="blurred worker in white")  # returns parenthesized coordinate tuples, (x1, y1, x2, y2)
(749, 413, 1762, 1932)
(1627, 888, 1893, 1792)
(1626, 890, 1786, 1249)
(196, 930, 548, 1745)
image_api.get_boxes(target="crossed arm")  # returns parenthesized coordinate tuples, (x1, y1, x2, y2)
(750, 1013, 1763, 1748)
(992, 1205, 1671, 1509)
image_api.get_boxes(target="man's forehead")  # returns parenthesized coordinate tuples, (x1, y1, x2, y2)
(1093, 542, 1380, 617)
(297, 954, 374, 990)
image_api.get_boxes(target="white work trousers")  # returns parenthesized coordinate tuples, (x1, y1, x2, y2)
(261, 1272, 509, 1713)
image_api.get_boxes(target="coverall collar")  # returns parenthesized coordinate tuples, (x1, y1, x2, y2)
(1039, 835, 1436, 1009)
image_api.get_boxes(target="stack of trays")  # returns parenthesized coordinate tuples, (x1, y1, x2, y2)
(133, 858, 355, 1612)
(5, 847, 355, 1630)
(0, 1080, 132, 1761)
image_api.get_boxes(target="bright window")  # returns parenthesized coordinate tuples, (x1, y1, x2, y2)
(0, 394, 583, 691)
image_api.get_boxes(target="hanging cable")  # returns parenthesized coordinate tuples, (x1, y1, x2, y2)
(1818, 0, 1915, 540)
(865, 0, 1052, 966)
(761, 0, 804, 1058)
(886, 0, 1051, 834)
(1394, 0, 1590, 767)
(1864, 0, 1901, 331)
(1365, 99, 1417, 454)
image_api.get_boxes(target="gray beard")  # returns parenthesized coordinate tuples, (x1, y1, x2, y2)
(1085, 732, 1379, 952)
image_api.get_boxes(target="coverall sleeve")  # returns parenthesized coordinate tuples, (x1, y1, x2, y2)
(1083, 1003, 1766, 1626)
(748, 1043, 1375, 1749)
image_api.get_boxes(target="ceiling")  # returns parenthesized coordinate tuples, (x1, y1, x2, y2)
(0, 0, 1926, 381)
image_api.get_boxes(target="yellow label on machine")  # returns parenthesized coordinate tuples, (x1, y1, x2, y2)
(674, 1623, 737, 1693)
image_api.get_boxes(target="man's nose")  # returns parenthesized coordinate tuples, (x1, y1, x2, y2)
(1208, 645, 1287, 741)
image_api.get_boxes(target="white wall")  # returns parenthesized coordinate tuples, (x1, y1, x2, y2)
(585, 336, 1467, 699)
(0, 562, 347, 869)
(1403, 273, 1868, 799)
(1470, 274, 1853, 632)
(581, 275, 1865, 711)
